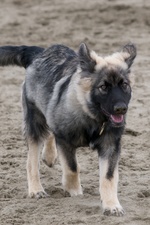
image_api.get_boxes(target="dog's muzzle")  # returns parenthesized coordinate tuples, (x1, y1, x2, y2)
(101, 104, 127, 127)
(113, 102, 127, 115)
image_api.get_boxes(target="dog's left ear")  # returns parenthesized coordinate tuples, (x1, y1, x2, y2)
(78, 43, 96, 72)
(122, 43, 137, 68)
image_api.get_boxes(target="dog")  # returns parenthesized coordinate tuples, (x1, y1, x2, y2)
(0, 42, 136, 216)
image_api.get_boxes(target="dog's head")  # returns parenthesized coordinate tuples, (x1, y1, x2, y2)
(77, 43, 136, 127)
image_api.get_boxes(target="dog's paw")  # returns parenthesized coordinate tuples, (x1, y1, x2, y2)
(42, 155, 57, 167)
(63, 182, 83, 197)
(29, 190, 49, 199)
(67, 187, 83, 197)
(42, 150, 57, 167)
(103, 204, 125, 216)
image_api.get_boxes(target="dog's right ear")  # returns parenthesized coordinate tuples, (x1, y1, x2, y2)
(78, 43, 96, 73)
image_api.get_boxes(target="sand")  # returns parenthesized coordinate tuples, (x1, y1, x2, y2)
(0, 0, 150, 224)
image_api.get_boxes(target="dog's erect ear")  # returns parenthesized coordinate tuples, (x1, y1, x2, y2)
(78, 43, 96, 72)
(122, 43, 137, 68)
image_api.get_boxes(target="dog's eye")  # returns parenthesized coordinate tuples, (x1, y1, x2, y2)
(99, 85, 107, 91)
(122, 82, 128, 89)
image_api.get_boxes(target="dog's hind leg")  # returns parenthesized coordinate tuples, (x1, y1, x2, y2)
(42, 133, 57, 167)
(57, 140, 82, 196)
(27, 139, 48, 198)
(22, 85, 49, 198)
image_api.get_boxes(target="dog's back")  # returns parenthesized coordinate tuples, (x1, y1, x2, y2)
(0, 44, 78, 71)
(25, 44, 78, 92)
(0, 44, 79, 99)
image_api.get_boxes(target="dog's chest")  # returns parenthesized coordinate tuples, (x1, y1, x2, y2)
(69, 122, 101, 148)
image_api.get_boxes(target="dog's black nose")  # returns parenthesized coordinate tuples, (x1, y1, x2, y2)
(114, 103, 127, 114)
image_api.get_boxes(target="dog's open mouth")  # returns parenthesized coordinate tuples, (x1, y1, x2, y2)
(110, 114, 125, 127)
(110, 114, 124, 124)
(101, 108, 125, 127)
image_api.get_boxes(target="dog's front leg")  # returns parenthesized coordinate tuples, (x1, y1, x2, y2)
(57, 142, 83, 196)
(99, 155, 124, 216)
(27, 140, 48, 198)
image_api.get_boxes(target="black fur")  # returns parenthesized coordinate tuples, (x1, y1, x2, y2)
(78, 43, 96, 72)
(0, 45, 44, 68)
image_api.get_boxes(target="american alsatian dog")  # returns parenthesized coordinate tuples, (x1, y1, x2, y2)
(0, 43, 136, 216)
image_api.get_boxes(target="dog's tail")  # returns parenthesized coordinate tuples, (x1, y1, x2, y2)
(0, 45, 44, 68)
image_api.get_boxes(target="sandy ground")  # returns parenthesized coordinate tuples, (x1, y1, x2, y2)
(0, 0, 150, 224)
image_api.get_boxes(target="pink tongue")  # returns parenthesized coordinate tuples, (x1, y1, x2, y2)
(111, 115, 123, 123)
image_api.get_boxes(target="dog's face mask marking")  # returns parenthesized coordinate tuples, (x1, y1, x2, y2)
(92, 68, 131, 127)
(78, 43, 136, 127)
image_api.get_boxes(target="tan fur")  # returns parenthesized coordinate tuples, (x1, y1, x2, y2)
(78, 77, 92, 92)
(67, 69, 95, 119)
(42, 133, 57, 167)
(99, 158, 123, 214)
(58, 149, 83, 196)
(76, 77, 95, 117)
(90, 50, 129, 71)
(27, 140, 45, 197)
